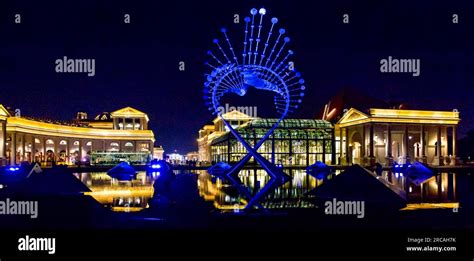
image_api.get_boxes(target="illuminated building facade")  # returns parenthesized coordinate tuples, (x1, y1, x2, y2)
(197, 111, 254, 163)
(198, 111, 335, 166)
(336, 108, 460, 166)
(197, 124, 215, 163)
(0, 105, 156, 166)
(199, 107, 461, 167)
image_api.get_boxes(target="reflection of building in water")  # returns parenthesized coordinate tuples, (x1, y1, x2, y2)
(197, 169, 319, 210)
(404, 173, 457, 203)
(71, 169, 458, 212)
(0, 105, 160, 166)
(197, 169, 458, 210)
(74, 172, 154, 212)
(198, 111, 335, 166)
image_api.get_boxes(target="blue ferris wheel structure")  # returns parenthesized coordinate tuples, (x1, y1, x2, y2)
(204, 7, 306, 210)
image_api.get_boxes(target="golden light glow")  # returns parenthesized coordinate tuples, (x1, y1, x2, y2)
(111, 206, 145, 212)
(0, 104, 11, 120)
(6, 117, 155, 141)
(401, 202, 459, 210)
(88, 121, 114, 129)
(337, 108, 460, 128)
(370, 108, 460, 120)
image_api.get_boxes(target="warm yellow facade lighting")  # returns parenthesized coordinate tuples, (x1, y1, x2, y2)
(337, 108, 460, 128)
(6, 117, 155, 141)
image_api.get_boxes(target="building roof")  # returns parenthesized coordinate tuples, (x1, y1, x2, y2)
(111, 107, 149, 121)
(319, 87, 391, 122)
(6, 116, 155, 141)
(337, 107, 461, 127)
(210, 118, 333, 145)
(212, 110, 255, 123)
(243, 118, 333, 129)
(0, 104, 11, 120)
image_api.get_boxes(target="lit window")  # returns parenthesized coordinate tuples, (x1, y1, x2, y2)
(35, 138, 40, 144)
(60, 140, 67, 145)
(73, 141, 80, 146)
(46, 139, 54, 144)
(110, 142, 119, 147)
(125, 142, 134, 147)
(86, 141, 92, 146)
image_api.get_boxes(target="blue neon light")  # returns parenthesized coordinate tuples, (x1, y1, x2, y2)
(151, 164, 161, 169)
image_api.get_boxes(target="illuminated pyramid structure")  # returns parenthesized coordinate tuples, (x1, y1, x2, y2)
(204, 7, 306, 210)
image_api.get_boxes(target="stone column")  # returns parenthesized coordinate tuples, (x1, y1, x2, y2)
(451, 126, 457, 166)
(361, 126, 366, 161)
(31, 136, 36, 163)
(10, 132, 16, 165)
(132, 118, 136, 130)
(21, 134, 25, 162)
(369, 123, 375, 166)
(345, 127, 350, 165)
(339, 127, 343, 165)
(331, 128, 336, 165)
(386, 124, 393, 166)
(66, 140, 70, 164)
(43, 138, 47, 162)
(434, 126, 443, 166)
(1, 121, 6, 160)
(78, 140, 83, 162)
(404, 125, 410, 164)
(54, 139, 59, 162)
(420, 125, 427, 163)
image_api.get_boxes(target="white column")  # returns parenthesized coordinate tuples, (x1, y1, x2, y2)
(10, 132, 16, 165)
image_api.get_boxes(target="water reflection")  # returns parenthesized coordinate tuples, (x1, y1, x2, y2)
(73, 172, 154, 212)
(197, 169, 460, 211)
(74, 169, 460, 212)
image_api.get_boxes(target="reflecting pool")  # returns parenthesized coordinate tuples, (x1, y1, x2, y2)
(73, 169, 465, 212)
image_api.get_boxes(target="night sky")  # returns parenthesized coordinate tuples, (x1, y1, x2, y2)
(0, 0, 473, 154)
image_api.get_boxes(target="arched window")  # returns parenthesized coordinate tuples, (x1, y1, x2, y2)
(86, 141, 92, 146)
(73, 141, 80, 146)
(46, 139, 54, 145)
(60, 140, 67, 145)
(125, 142, 134, 147)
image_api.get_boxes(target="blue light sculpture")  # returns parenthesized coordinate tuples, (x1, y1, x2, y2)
(204, 7, 305, 210)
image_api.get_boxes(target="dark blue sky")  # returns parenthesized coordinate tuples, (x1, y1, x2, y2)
(0, 0, 473, 154)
